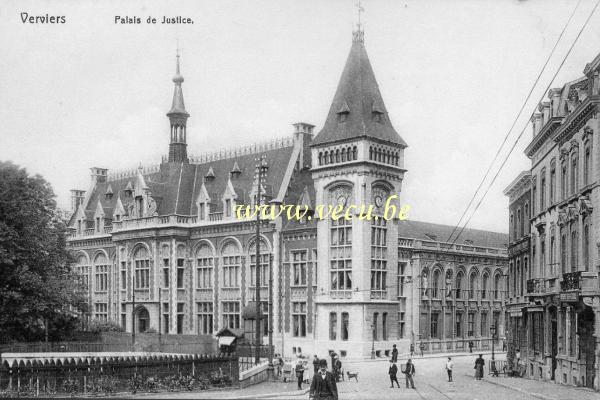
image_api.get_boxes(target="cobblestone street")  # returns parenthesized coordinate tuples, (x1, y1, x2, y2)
(133, 353, 600, 399)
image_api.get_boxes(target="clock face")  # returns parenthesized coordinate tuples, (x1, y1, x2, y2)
(375, 195, 383, 208)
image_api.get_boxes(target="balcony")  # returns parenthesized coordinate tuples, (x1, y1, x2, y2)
(559, 271, 599, 298)
(560, 271, 581, 291)
(527, 278, 545, 295)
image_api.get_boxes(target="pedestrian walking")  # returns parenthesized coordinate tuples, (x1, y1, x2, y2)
(403, 359, 416, 389)
(334, 357, 342, 382)
(410, 343, 415, 357)
(474, 354, 485, 380)
(419, 343, 425, 357)
(310, 359, 338, 400)
(468, 340, 474, 353)
(391, 344, 398, 363)
(389, 360, 400, 388)
(445, 357, 455, 382)
(313, 355, 320, 375)
(296, 359, 305, 389)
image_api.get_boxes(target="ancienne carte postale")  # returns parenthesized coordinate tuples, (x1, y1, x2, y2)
(114, 15, 194, 24)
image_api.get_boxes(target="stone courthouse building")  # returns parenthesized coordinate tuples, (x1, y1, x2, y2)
(67, 27, 508, 358)
(505, 52, 600, 390)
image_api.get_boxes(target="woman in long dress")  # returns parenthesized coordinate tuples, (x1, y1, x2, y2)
(474, 354, 485, 379)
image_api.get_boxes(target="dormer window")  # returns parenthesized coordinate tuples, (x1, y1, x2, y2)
(372, 111, 383, 123)
(199, 203, 206, 220)
(105, 184, 114, 200)
(336, 101, 350, 123)
(225, 199, 232, 217)
(206, 166, 216, 181)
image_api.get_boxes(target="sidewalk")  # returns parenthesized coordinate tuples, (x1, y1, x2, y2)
(342, 350, 505, 363)
(481, 375, 598, 400)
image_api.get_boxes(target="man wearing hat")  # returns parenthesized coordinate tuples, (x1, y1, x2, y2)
(309, 359, 338, 400)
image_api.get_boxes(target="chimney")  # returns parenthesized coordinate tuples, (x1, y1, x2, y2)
(549, 88, 562, 117)
(90, 167, 108, 184)
(292, 122, 315, 170)
(70, 189, 86, 212)
(531, 113, 543, 137)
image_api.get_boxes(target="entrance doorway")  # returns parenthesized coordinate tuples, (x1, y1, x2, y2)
(549, 307, 557, 381)
(136, 307, 150, 333)
(578, 306, 595, 389)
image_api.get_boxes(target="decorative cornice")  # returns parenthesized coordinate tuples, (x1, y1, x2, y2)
(554, 97, 599, 146)
(525, 117, 563, 158)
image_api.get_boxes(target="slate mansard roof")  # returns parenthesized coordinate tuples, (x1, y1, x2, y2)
(75, 144, 297, 224)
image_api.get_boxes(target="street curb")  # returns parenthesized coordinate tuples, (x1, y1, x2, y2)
(220, 388, 310, 399)
(478, 377, 554, 400)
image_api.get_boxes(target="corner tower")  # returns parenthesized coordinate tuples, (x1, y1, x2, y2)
(167, 50, 190, 163)
(310, 23, 408, 357)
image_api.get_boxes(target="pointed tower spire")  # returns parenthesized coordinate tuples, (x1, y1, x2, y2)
(312, 16, 407, 148)
(167, 45, 190, 163)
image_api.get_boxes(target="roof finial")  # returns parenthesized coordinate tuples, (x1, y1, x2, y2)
(353, 1, 365, 44)
(173, 40, 183, 84)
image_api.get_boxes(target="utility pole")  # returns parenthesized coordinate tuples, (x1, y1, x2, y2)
(254, 156, 267, 365)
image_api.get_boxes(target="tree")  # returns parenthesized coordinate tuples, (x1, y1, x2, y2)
(0, 161, 87, 341)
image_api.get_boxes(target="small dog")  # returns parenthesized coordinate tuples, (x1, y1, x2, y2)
(346, 371, 359, 382)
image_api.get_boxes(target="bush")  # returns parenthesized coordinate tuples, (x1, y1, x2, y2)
(87, 319, 124, 334)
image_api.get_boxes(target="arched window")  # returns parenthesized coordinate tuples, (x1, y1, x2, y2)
(196, 244, 214, 289)
(432, 269, 441, 298)
(571, 153, 578, 195)
(455, 272, 463, 299)
(318, 152, 323, 166)
(324, 151, 329, 165)
(335, 149, 340, 163)
(369, 147, 373, 160)
(134, 246, 150, 289)
(494, 274, 501, 300)
(482, 273, 489, 299)
(222, 241, 241, 288)
(76, 254, 89, 289)
(94, 253, 109, 292)
(516, 259, 521, 296)
(469, 272, 477, 299)
(571, 229, 578, 272)
(561, 232, 567, 274)
(584, 221, 590, 271)
(341, 148, 346, 162)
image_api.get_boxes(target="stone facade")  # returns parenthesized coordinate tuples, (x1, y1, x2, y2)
(506, 51, 600, 390)
(67, 29, 507, 359)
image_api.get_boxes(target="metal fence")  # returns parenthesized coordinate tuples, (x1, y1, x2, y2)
(0, 353, 238, 397)
(0, 340, 215, 355)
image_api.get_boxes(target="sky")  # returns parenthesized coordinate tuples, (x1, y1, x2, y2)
(1, 0, 599, 233)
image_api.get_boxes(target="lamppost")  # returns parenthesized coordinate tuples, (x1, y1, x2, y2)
(254, 156, 268, 365)
(371, 323, 376, 360)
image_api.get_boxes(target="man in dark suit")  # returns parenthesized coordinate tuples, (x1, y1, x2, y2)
(404, 359, 416, 389)
(389, 360, 400, 388)
(310, 359, 338, 400)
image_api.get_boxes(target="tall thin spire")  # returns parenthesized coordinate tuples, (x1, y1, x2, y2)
(167, 46, 190, 163)
(353, 1, 365, 44)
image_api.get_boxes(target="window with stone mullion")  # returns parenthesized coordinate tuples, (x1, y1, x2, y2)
(330, 219, 352, 291)
(370, 219, 387, 297)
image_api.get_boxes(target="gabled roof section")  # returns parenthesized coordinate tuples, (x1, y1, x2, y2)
(222, 177, 237, 200)
(312, 39, 407, 147)
(196, 182, 211, 204)
(94, 200, 105, 218)
(113, 195, 125, 219)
